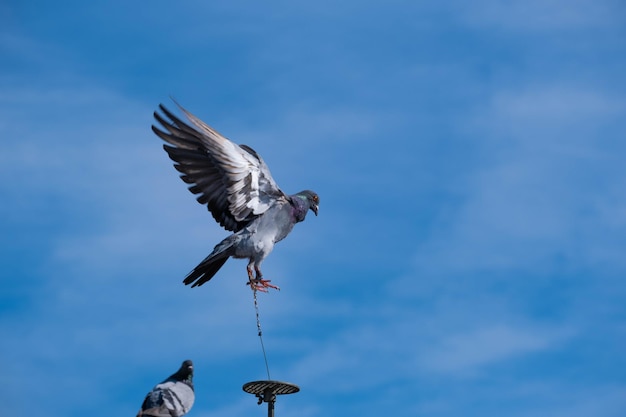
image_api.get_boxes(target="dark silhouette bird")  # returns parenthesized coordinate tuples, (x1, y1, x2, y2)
(152, 103, 319, 291)
(137, 360, 194, 417)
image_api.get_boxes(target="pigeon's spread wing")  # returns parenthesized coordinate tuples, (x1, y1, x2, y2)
(153, 104, 286, 232)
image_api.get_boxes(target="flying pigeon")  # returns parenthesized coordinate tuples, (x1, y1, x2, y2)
(152, 103, 319, 291)
(137, 360, 195, 417)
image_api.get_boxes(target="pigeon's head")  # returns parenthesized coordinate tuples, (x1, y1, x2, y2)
(297, 190, 319, 216)
(176, 360, 194, 382)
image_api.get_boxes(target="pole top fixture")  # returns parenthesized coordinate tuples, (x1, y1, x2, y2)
(243, 380, 300, 404)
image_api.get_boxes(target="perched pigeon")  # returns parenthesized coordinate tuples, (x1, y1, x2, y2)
(152, 103, 319, 291)
(137, 360, 194, 417)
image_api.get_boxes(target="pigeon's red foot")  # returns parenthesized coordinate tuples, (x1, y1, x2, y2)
(247, 278, 280, 292)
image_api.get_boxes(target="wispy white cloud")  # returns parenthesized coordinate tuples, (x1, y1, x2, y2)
(457, 0, 624, 31)
(405, 84, 626, 277)
(418, 323, 574, 375)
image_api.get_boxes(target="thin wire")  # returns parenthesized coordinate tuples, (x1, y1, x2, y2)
(253, 289, 272, 380)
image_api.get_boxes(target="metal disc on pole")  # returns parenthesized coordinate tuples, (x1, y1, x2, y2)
(243, 380, 300, 417)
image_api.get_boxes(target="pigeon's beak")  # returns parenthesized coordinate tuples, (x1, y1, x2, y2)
(312, 204, 318, 216)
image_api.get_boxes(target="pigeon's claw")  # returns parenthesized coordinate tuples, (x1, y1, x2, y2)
(246, 265, 280, 291)
(257, 279, 280, 291)
(247, 278, 280, 292)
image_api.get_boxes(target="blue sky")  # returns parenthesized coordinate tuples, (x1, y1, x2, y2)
(1, 1, 625, 416)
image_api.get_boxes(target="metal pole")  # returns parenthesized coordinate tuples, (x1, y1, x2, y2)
(265, 388, 275, 417)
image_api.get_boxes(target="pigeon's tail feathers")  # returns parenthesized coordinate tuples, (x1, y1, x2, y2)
(183, 256, 229, 287)
(183, 239, 234, 287)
